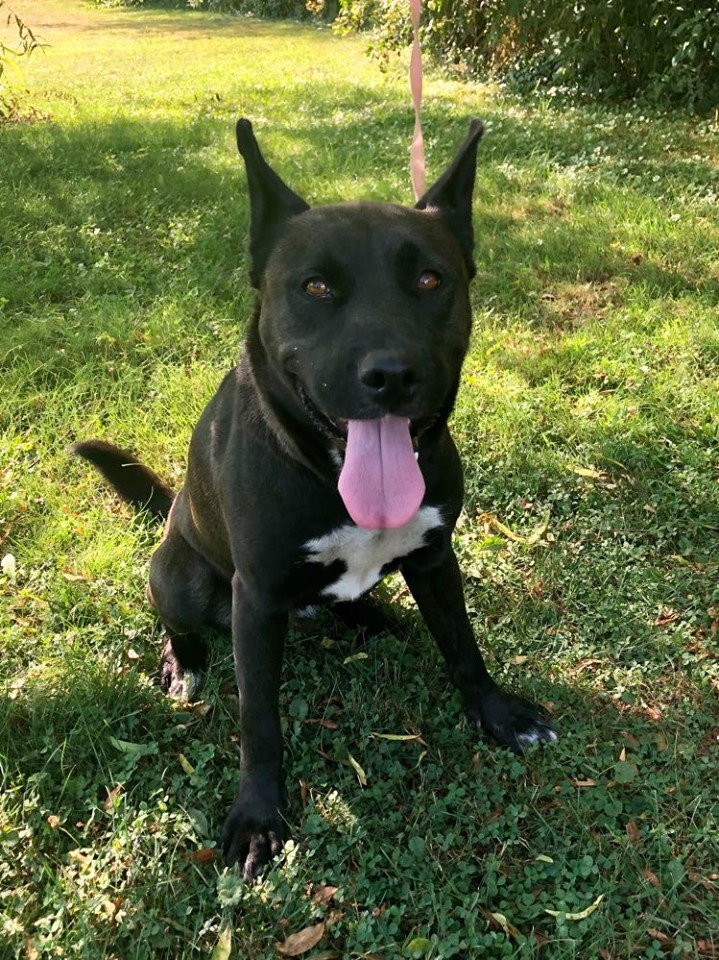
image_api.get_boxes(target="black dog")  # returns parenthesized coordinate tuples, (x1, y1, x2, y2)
(73, 118, 556, 881)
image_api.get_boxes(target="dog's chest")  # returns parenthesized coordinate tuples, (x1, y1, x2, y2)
(303, 506, 442, 602)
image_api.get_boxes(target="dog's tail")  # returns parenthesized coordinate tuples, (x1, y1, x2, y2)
(70, 439, 175, 522)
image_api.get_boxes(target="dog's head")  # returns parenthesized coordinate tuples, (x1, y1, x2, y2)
(236, 118, 483, 530)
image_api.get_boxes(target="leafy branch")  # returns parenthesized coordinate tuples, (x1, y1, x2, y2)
(1, 1, 46, 120)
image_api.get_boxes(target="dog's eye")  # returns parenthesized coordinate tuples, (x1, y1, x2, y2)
(303, 277, 331, 299)
(417, 270, 441, 292)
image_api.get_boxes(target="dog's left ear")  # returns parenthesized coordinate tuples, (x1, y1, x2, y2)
(415, 119, 484, 277)
(236, 118, 310, 287)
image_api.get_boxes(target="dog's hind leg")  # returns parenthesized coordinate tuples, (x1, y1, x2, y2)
(148, 527, 231, 700)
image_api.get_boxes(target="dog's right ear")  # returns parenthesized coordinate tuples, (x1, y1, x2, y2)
(415, 119, 484, 278)
(236, 119, 310, 287)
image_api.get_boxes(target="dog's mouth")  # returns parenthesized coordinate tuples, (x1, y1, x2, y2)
(296, 382, 436, 450)
(296, 382, 438, 531)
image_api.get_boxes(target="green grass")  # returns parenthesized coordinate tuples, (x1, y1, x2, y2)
(1, 2, 718, 958)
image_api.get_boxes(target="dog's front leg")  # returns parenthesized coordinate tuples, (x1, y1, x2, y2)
(401, 543, 557, 753)
(221, 573, 288, 881)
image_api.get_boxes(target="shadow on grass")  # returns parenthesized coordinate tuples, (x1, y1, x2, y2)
(1, 602, 717, 954)
(2, 103, 715, 381)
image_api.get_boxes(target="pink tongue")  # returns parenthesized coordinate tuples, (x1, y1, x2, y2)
(338, 416, 425, 530)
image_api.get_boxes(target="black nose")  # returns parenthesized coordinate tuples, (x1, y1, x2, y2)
(358, 351, 419, 404)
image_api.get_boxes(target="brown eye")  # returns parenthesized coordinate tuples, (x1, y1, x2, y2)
(303, 277, 331, 298)
(417, 270, 441, 292)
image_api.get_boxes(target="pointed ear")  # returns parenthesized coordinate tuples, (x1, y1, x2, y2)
(415, 119, 484, 277)
(236, 118, 310, 287)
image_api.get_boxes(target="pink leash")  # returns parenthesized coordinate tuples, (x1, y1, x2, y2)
(409, 0, 425, 201)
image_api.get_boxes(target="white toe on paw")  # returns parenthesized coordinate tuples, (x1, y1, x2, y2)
(516, 726, 558, 749)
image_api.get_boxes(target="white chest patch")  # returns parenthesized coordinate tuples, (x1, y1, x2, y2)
(304, 506, 443, 602)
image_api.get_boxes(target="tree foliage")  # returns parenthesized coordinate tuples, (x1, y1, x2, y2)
(0, 1, 44, 120)
(336, 0, 719, 112)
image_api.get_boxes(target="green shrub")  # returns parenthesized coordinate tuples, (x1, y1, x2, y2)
(0, 1, 44, 120)
(337, 0, 719, 112)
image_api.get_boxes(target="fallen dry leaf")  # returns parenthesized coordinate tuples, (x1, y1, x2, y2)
(545, 894, 604, 920)
(347, 754, 367, 787)
(178, 753, 195, 775)
(211, 921, 232, 960)
(276, 922, 325, 957)
(571, 658, 603, 676)
(696, 938, 719, 958)
(626, 821, 640, 843)
(191, 848, 216, 864)
(24, 935, 40, 960)
(643, 869, 661, 888)
(189, 700, 212, 717)
(103, 784, 122, 812)
(369, 731, 427, 745)
(570, 465, 606, 480)
(648, 928, 675, 946)
(481, 909, 522, 940)
(654, 607, 680, 627)
(311, 885, 338, 906)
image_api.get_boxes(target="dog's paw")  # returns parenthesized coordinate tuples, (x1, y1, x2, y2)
(159, 638, 204, 701)
(221, 795, 285, 883)
(475, 687, 557, 755)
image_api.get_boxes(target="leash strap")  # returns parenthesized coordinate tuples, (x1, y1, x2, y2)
(409, 0, 425, 201)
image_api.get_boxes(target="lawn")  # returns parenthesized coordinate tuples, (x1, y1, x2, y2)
(1, 1, 718, 958)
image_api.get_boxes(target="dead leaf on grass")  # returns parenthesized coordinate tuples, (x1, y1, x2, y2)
(654, 606, 680, 627)
(370, 732, 426, 744)
(211, 921, 232, 960)
(570, 465, 606, 480)
(276, 922, 326, 956)
(626, 821, 640, 843)
(545, 894, 604, 920)
(648, 928, 675, 947)
(481, 909, 522, 940)
(643, 706, 663, 721)
(191, 848, 216, 864)
(696, 938, 719, 958)
(24, 935, 40, 960)
(347, 755, 367, 786)
(178, 753, 195, 775)
(103, 784, 122, 812)
(188, 700, 212, 717)
(311, 885, 338, 906)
